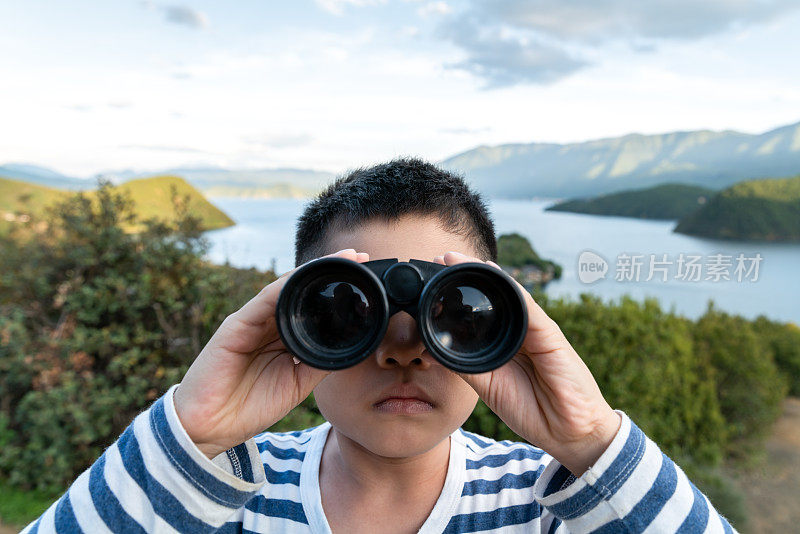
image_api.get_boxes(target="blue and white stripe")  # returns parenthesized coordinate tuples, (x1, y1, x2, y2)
(22, 384, 737, 533)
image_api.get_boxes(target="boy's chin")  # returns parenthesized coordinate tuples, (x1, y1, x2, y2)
(355, 416, 451, 458)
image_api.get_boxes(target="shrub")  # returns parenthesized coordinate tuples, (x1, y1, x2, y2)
(0, 182, 271, 492)
(752, 315, 800, 396)
(542, 294, 728, 465)
(692, 304, 787, 459)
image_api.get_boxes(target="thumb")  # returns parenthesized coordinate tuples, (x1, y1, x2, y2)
(456, 369, 492, 398)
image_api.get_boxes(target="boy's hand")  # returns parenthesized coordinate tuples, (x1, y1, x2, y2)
(173, 248, 370, 459)
(433, 251, 621, 476)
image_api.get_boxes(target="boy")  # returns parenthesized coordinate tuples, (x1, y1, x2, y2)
(23, 158, 734, 533)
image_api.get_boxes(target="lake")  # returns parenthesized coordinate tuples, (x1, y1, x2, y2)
(204, 197, 800, 325)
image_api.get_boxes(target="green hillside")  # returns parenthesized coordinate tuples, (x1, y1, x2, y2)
(114, 175, 234, 230)
(0, 175, 233, 233)
(674, 175, 800, 241)
(0, 177, 68, 212)
(546, 183, 715, 220)
(496, 232, 562, 279)
(0, 177, 69, 233)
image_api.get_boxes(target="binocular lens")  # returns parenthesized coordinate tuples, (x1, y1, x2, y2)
(294, 275, 379, 353)
(428, 283, 500, 355)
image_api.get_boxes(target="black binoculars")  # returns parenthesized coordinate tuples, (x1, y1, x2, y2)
(275, 257, 528, 373)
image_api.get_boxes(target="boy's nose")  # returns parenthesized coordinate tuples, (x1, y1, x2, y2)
(373, 312, 432, 370)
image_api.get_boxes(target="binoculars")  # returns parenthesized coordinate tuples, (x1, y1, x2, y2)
(275, 257, 528, 373)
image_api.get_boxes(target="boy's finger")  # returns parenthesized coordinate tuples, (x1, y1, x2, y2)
(279, 248, 360, 279)
(442, 250, 485, 266)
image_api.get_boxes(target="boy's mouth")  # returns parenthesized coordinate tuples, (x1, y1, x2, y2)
(374, 398, 433, 414)
(373, 382, 435, 414)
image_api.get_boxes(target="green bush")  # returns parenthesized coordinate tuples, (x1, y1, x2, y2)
(462, 399, 525, 442)
(752, 315, 800, 396)
(692, 304, 787, 459)
(0, 182, 271, 492)
(542, 294, 728, 465)
(267, 394, 326, 433)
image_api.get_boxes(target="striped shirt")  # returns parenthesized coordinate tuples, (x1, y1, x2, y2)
(22, 384, 736, 533)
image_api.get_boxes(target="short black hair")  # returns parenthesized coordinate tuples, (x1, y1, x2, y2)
(294, 157, 497, 267)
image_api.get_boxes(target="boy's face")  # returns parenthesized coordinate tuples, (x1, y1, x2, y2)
(312, 213, 481, 457)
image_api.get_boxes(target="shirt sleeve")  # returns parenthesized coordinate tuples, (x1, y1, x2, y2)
(20, 384, 267, 533)
(532, 411, 737, 533)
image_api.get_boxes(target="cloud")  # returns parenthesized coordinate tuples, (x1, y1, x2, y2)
(478, 0, 798, 41)
(442, 16, 588, 87)
(316, 0, 385, 16)
(439, 126, 492, 135)
(418, 1, 451, 18)
(399, 25, 420, 38)
(107, 101, 133, 109)
(243, 133, 315, 148)
(65, 102, 133, 112)
(65, 104, 93, 112)
(162, 5, 209, 28)
(118, 144, 212, 154)
(439, 0, 800, 86)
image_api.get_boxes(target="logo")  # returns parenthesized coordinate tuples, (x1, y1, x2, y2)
(577, 250, 608, 284)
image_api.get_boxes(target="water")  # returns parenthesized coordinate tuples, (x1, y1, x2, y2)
(204, 197, 800, 324)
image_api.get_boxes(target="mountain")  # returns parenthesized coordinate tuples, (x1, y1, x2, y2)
(441, 121, 800, 198)
(674, 175, 800, 242)
(0, 175, 233, 233)
(8, 118, 800, 200)
(546, 183, 715, 220)
(0, 163, 94, 190)
(201, 184, 318, 199)
(1, 163, 334, 198)
(101, 166, 334, 195)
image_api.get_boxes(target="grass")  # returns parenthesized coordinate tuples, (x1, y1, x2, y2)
(0, 176, 68, 214)
(0, 480, 59, 528)
(0, 174, 234, 234)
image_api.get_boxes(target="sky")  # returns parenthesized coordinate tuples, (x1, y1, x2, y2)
(1, 0, 799, 177)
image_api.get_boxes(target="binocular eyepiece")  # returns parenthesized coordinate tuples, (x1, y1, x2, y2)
(276, 257, 528, 373)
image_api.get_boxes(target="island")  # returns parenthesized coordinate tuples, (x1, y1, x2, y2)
(496, 232, 562, 290)
(545, 183, 714, 220)
(674, 175, 800, 242)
